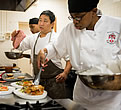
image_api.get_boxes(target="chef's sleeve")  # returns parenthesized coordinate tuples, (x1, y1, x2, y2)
(45, 28, 67, 59)
(63, 55, 70, 61)
(17, 35, 32, 51)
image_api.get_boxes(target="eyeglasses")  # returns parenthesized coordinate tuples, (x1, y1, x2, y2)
(68, 13, 88, 21)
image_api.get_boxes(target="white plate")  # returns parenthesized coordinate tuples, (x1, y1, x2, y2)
(0, 86, 15, 95)
(14, 89, 47, 100)
(10, 82, 23, 89)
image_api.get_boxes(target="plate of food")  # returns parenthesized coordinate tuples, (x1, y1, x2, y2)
(13, 84, 47, 100)
(10, 80, 33, 89)
(0, 84, 15, 95)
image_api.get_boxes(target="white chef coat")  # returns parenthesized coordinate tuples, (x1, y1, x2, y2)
(18, 30, 69, 69)
(46, 15, 121, 110)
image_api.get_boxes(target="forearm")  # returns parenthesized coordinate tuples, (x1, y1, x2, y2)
(56, 60, 72, 83)
(63, 60, 72, 75)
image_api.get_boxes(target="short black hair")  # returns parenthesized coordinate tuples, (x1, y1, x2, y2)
(29, 18, 39, 24)
(39, 10, 55, 23)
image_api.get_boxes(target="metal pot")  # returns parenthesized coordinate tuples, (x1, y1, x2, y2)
(79, 73, 121, 90)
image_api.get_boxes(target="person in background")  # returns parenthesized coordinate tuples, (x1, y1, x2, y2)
(11, 17, 40, 59)
(29, 17, 76, 100)
(29, 18, 40, 34)
(37, 0, 121, 109)
(25, 18, 40, 58)
(11, 10, 72, 99)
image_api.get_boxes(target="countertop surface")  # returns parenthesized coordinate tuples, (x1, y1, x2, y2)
(0, 93, 85, 110)
(0, 76, 85, 110)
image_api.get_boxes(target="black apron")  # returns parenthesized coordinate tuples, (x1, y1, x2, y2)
(32, 33, 66, 99)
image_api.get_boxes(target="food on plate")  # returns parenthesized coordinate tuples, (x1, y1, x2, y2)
(16, 80, 33, 86)
(21, 84, 44, 95)
(6, 77, 14, 79)
(7, 73, 14, 77)
(17, 76, 25, 79)
(0, 84, 8, 91)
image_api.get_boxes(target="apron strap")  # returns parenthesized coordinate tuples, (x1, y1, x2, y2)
(32, 31, 54, 76)
(33, 33, 40, 60)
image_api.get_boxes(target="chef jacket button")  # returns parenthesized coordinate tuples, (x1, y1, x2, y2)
(93, 33, 96, 38)
(80, 62, 83, 65)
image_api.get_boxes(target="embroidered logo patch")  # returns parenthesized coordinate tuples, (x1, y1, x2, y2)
(107, 32, 116, 44)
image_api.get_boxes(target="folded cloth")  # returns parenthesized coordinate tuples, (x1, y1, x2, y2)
(11, 30, 26, 49)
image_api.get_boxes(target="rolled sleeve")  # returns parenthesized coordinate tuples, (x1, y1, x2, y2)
(63, 55, 70, 61)
(45, 44, 56, 59)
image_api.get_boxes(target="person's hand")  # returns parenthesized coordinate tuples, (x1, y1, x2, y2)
(37, 48, 48, 69)
(11, 30, 18, 46)
(11, 30, 17, 40)
(11, 30, 26, 49)
(56, 72, 68, 83)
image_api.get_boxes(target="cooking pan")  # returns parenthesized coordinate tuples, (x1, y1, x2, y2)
(5, 52, 30, 59)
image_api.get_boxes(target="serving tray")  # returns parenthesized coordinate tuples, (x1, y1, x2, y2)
(2, 73, 33, 82)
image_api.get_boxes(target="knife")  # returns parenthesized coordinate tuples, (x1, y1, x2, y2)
(33, 52, 47, 85)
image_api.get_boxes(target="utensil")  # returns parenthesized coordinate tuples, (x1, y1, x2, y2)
(77, 61, 121, 90)
(5, 48, 23, 59)
(79, 73, 121, 90)
(33, 53, 47, 85)
(5, 49, 30, 59)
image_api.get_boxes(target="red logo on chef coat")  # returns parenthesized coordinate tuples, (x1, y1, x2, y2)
(107, 33, 116, 44)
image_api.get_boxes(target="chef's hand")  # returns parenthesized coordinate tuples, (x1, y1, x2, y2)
(11, 30, 23, 49)
(56, 72, 68, 83)
(11, 30, 17, 40)
(37, 48, 48, 69)
(11, 30, 17, 47)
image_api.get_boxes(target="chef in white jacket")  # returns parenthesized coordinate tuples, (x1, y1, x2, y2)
(37, 0, 121, 109)
(29, 17, 40, 34)
(12, 10, 72, 99)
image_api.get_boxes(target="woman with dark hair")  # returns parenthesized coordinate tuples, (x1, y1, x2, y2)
(11, 10, 72, 99)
